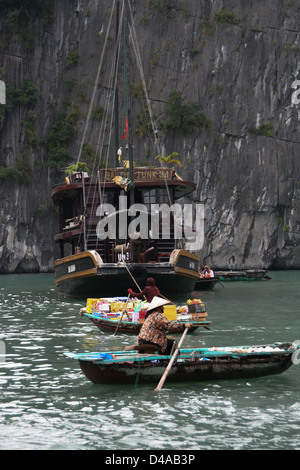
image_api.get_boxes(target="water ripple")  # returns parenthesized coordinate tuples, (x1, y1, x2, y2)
(1, 273, 300, 450)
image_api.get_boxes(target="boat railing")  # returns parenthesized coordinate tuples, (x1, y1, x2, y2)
(65, 342, 295, 365)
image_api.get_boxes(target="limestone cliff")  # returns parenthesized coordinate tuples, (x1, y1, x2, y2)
(0, 0, 300, 273)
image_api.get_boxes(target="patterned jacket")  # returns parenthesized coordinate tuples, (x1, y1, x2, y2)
(137, 310, 184, 352)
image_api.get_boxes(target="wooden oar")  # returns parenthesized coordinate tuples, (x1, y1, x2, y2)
(154, 326, 189, 392)
(121, 253, 147, 301)
(114, 293, 131, 336)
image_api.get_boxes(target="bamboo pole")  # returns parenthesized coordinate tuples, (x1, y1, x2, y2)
(154, 326, 189, 392)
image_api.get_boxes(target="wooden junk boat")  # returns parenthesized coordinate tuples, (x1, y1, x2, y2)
(80, 297, 212, 334)
(65, 341, 300, 386)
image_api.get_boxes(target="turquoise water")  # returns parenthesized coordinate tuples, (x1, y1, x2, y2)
(0, 271, 299, 450)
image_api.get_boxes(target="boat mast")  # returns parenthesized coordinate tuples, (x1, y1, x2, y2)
(82, 175, 87, 251)
(114, 0, 120, 168)
(124, 0, 134, 206)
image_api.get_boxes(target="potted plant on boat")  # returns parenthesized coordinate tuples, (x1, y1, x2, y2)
(65, 162, 89, 182)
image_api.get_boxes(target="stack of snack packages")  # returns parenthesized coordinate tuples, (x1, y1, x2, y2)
(86, 297, 148, 322)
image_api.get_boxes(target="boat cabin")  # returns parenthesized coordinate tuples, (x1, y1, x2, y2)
(52, 166, 196, 264)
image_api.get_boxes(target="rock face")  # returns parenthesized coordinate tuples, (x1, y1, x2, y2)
(0, 0, 300, 272)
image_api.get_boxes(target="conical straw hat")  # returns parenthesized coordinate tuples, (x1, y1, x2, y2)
(146, 296, 170, 312)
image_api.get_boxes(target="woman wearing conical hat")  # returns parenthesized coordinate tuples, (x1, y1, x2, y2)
(137, 297, 192, 355)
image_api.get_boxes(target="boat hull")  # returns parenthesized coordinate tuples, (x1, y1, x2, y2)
(194, 277, 219, 290)
(54, 250, 199, 298)
(78, 352, 294, 385)
(83, 313, 211, 334)
(65, 342, 299, 385)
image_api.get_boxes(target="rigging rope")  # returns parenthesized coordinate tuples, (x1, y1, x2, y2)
(81, 1, 124, 248)
(126, 0, 162, 158)
(126, 0, 172, 207)
(76, 0, 117, 166)
(88, 2, 124, 244)
(77, 0, 177, 249)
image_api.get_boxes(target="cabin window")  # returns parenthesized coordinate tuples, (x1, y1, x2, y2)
(143, 189, 156, 209)
(143, 188, 172, 210)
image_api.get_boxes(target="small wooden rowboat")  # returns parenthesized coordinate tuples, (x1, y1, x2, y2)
(81, 311, 212, 334)
(194, 276, 219, 290)
(65, 341, 299, 385)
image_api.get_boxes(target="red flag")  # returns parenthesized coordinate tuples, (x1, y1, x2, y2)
(121, 116, 128, 140)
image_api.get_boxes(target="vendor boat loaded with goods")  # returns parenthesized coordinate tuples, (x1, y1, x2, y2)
(80, 296, 211, 334)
